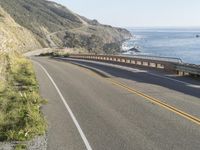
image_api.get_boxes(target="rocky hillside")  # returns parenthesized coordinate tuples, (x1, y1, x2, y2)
(0, 6, 41, 53)
(0, 0, 132, 54)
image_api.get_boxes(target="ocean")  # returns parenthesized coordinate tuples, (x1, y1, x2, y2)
(122, 28, 200, 65)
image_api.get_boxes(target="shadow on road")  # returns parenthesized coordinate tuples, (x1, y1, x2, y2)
(51, 57, 200, 99)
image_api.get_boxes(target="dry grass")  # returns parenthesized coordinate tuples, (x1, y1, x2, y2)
(0, 53, 46, 141)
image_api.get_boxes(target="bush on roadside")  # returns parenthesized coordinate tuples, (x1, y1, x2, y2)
(63, 53, 70, 57)
(15, 144, 27, 150)
(39, 52, 54, 57)
(39, 51, 70, 58)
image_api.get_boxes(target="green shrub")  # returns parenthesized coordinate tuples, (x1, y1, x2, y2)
(39, 51, 70, 58)
(63, 53, 70, 57)
(39, 52, 54, 57)
(15, 144, 27, 150)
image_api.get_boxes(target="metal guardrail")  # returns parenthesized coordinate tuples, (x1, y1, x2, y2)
(69, 54, 200, 76)
(175, 63, 200, 76)
(120, 54, 183, 63)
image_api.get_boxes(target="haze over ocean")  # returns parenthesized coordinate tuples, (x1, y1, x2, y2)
(123, 28, 200, 64)
(51, 0, 200, 64)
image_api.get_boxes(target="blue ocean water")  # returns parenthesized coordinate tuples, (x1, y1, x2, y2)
(123, 28, 200, 64)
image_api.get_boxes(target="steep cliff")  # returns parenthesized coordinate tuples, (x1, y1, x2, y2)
(0, 0, 132, 53)
(0, 6, 41, 53)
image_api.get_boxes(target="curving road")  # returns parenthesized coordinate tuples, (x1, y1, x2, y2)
(32, 56, 200, 150)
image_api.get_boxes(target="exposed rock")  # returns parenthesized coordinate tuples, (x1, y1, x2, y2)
(0, 6, 41, 53)
(129, 47, 140, 52)
(0, 0, 132, 53)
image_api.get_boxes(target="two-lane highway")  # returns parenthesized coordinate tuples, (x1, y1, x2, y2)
(32, 57, 200, 150)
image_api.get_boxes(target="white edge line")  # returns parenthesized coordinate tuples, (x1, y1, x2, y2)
(33, 60, 92, 150)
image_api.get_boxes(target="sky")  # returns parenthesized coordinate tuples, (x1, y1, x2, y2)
(51, 0, 200, 28)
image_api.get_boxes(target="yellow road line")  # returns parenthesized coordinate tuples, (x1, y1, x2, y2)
(106, 78, 200, 126)
(69, 62, 200, 126)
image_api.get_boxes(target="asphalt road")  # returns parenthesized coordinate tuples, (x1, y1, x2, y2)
(32, 57, 200, 150)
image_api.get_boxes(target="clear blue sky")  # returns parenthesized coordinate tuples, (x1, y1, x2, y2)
(51, 0, 200, 28)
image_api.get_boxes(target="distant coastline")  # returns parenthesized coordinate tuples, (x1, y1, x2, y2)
(122, 28, 200, 65)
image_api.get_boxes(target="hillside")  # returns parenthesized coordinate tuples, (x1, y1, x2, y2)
(0, 0, 132, 54)
(0, 6, 41, 53)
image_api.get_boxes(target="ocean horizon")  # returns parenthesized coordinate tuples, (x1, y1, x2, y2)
(123, 27, 200, 65)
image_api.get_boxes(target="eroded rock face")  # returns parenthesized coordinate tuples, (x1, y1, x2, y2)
(0, 6, 41, 53)
(0, 0, 132, 53)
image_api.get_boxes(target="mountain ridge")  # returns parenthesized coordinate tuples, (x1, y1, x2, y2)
(0, 0, 132, 53)
(0, 6, 41, 52)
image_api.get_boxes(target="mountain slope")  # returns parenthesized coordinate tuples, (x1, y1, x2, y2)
(0, 0, 132, 53)
(0, 6, 41, 53)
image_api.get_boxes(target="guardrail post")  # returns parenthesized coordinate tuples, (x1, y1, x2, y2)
(147, 62, 149, 67)
(164, 63, 177, 73)
(141, 61, 145, 66)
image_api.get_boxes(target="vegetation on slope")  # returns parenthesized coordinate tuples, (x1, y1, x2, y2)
(0, 6, 41, 53)
(0, 0, 132, 53)
(0, 2, 47, 147)
(0, 53, 46, 141)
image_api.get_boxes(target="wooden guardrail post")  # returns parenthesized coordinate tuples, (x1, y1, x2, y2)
(147, 62, 150, 67)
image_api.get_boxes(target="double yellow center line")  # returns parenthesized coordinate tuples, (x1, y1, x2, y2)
(106, 78, 200, 126)
(67, 60, 200, 126)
